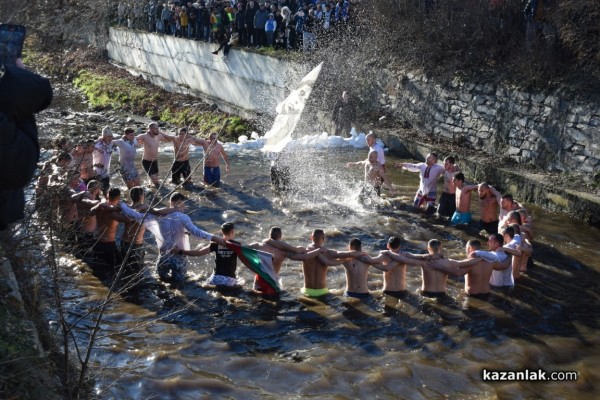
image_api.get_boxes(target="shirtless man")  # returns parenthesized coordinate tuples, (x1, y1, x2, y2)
(359, 236, 428, 298)
(314, 238, 400, 299)
(92, 126, 116, 195)
(476, 183, 500, 235)
(70, 139, 95, 184)
(169, 127, 206, 186)
(450, 173, 478, 226)
(348, 150, 394, 198)
(58, 172, 86, 252)
(248, 226, 324, 296)
(267, 229, 360, 298)
(437, 156, 460, 218)
(426, 239, 506, 298)
(396, 153, 445, 215)
(73, 180, 102, 258)
(499, 224, 532, 280)
(136, 122, 174, 188)
(113, 127, 141, 189)
(90, 187, 131, 279)
(383, 239, 452, 297)
(492, 189, 523, 232)
(200, 132, 230, 187)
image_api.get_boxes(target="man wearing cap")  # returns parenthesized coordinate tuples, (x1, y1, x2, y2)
(92, 126, 116, 195)
(136, 122, 175, 188)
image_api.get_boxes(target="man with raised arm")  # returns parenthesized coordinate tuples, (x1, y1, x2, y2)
(92, 126, 116, 195)
(469, 233, 516, 289)
(396, 153, 445, 215)
(135, 122, 175, 188)
(120, 191, 225, 283)
(169, 127, 207, 186)
(200, 132, 230, 187)
(450, 173, 478, 226)
(476, 183, 500, 235)
(347, 150, 394, 198)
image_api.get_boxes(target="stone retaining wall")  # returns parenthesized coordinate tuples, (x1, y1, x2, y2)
(374, 69, 600, 182)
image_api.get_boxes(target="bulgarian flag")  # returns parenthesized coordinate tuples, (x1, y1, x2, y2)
(224, 242, 281, 292)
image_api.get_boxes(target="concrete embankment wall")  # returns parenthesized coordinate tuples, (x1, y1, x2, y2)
(106, 27, 311, 118)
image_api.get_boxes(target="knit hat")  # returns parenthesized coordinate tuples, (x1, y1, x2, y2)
(102, 126, 113, 137)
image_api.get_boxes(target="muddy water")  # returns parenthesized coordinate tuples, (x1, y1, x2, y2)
(49, 143, 600, 399)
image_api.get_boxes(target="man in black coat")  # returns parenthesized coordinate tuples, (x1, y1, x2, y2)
(0, 61, 52, 229)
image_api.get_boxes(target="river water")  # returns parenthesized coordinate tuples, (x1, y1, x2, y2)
(43, 133, 600, 399)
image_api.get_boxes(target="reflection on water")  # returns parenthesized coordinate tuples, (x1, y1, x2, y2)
(54, 148, 599, 399)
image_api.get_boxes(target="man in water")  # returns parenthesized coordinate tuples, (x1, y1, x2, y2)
(92, 126, 116, 195)
(323, 238, 404, 299)
(469, 233, 515, 289)
(450, 173, 478, 226)
(73, 179, 102, 258)
(90, 187, 131, 279)
(247, 226, 325, 296)
(425, 239, 504, 299)
(359, 236, 429, 298)
(384, 239, 477, 298)
(120, 186, 151, 285)
(199, 132, 230, 187)
(70, 139, 95, 184)
(168, 127, 206, 186)
(267, 229, 360, 298)
(113, 127, 141, 189)
(437, 156, 460, 218)
(348, 150, 394, 198)
(397, 153, 445, 215)
(136, 122, 174, 188)
(120, 192, 226, 283)
(476, 183, 500, 235)
(497, 192, 524, 232)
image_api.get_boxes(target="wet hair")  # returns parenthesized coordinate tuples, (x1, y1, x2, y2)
(501, 194, 514, 202)
(221, 222, 234, 234)
(87, 180, 101, 191)
(124, 127, 135, 134)
(170, 192, 186, 204)
(311, 229, 325, 238)
(108, 187, 121, 201)
(270, 226, 282, 240)
(444, 156, 455, 164)
(429, 153, 438, 162)
(502, 226, 515, 239)
(454, 172, 465, 182)
(466, 239, 481, 250)
(386, 237, 400, 251)
(148, 122, 158, 129)
(349, 238, 361, 251)
(507, 210, 522, 225)
(428, 239, 441, 253)
(130, 186, 144, 203)
(490, 233, 504, 246)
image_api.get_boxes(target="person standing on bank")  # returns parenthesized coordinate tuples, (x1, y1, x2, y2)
(0, 59, 52, 229)
(332, 90, 356, 137)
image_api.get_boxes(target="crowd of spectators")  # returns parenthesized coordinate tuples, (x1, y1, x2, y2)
(116, 0, 351, 52)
